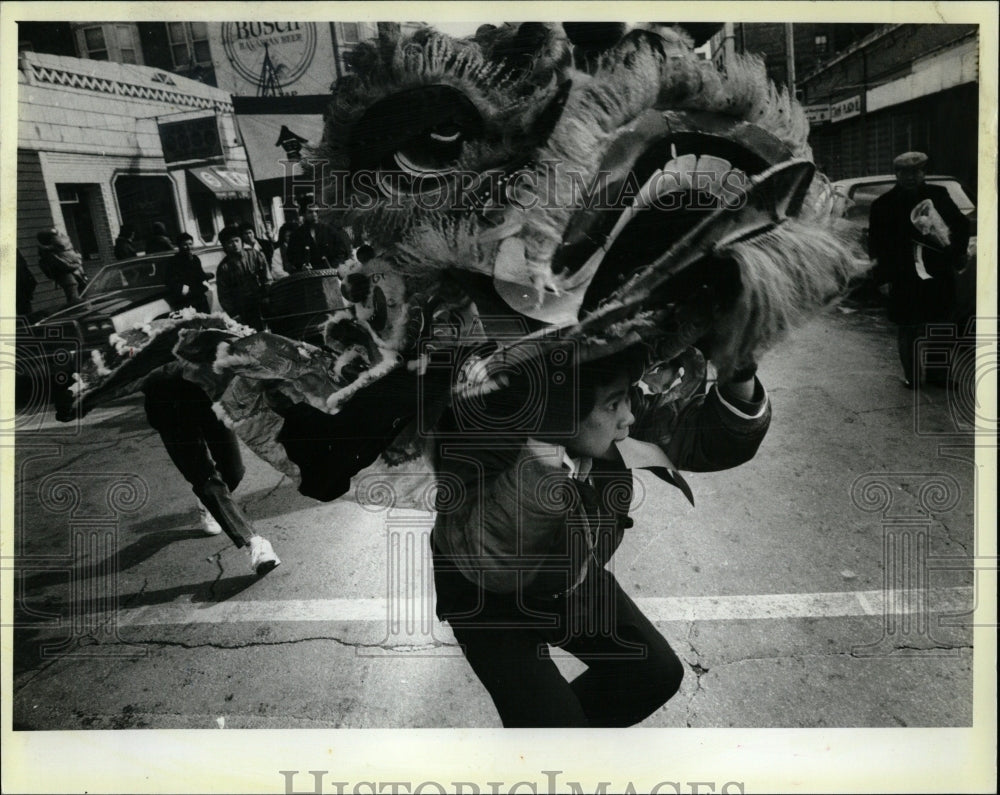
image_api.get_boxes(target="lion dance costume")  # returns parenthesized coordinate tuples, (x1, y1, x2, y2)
(62, 22, 866, 515)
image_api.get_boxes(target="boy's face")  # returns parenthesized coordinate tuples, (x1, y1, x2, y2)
(178, 238, 192, 254)
(241, 229, 256, 245)
(566, 373, 635, 459)
(223, 236, 243, 255)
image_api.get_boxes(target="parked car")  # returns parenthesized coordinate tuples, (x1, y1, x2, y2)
(832, 175, 977, 319)
(24, 246, 225, 405)
(21, 246, 346, 409)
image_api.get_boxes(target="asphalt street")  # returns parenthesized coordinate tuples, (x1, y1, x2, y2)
(7, 304, 986, 732)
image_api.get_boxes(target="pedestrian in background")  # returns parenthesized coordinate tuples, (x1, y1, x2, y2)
(165, 232, 212, 313)
(114, 223, 139, 259)
(868, 151, 970, 388)
(240, 222, 284, 280)
(215, 225, 271, 330)
(36, 228, 87, 306)
(285, 200, 353, 272)
(145, 221, 175, 254)
(276, 209, 301, 272)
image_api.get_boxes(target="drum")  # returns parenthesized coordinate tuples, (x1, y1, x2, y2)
(261, 269, 344, 342)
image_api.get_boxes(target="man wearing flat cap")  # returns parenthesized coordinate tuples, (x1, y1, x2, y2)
(868, 151, 970, 388)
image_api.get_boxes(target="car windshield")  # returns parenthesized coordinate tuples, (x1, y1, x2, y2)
(845, 179, 976, 221)
(85, 258, 169, 297)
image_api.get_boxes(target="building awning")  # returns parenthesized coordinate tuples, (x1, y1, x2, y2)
(187, 166, 252, 199)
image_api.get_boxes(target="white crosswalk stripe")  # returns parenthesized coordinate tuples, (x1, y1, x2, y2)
(105, 586, 974, 627)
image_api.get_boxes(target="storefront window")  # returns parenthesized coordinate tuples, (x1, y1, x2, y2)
(114, 175, 180, 251)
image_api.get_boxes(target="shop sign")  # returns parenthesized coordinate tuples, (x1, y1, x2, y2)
(159, 115, 223, 163)
(214, 22, 322, 96)
(804, 103, 831, 124)
(830, 95, 862, 123)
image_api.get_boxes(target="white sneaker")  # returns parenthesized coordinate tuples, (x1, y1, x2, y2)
(197, 503, 223, 536)
(248, 536, 281, 576)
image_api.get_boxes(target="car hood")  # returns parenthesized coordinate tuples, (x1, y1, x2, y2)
(37, 287, 166, 325)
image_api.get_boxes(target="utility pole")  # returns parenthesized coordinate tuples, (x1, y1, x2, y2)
(785, 23, 797, 97)
(722, 22, 736, 70)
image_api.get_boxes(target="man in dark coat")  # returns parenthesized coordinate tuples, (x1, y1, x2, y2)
(868, 151, 970, 388)
(165, 232, 212, 313)
(285, 203, 353, 272)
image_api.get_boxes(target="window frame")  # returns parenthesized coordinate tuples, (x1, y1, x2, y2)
(167, 22, 213, 69)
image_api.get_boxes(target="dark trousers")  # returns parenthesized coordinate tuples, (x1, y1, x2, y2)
(142, 372, 253, 548)
(56, 275, 82, 306)
(436, 560, 684, 727)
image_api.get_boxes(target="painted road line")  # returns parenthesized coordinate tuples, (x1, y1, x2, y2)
(108, 586, 975, 628)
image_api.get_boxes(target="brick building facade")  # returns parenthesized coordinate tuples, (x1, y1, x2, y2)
(708, 23, 878, 90)
(799, 24, 979, 193)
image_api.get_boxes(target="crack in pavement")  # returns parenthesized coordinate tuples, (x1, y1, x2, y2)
(102, 635, 459, 653)
(683, 621, 709, 728)
(675, 624, 971, 728)
(688, 644, 974, 671)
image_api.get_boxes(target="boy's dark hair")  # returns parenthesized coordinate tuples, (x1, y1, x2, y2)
(175, 232, 194, 245)
(478, 343, 647, 437)
(575, 345, 646, 418)
(218, 226, 242, 244)
(239, 222, 256, 233)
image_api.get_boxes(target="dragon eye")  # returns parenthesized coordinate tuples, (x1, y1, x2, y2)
(393, 127, 465, 175)
(350, 84, 483, 182)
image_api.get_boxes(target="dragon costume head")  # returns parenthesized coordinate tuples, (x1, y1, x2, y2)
(64, 22, 867, 503)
